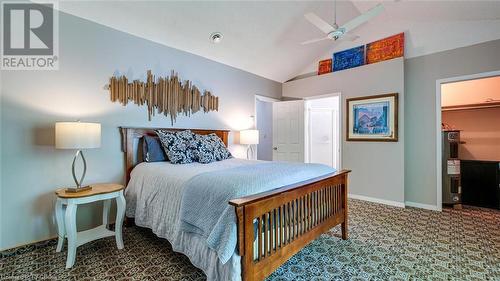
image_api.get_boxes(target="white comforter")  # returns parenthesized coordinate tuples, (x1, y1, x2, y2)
(125, 158, 261, 281)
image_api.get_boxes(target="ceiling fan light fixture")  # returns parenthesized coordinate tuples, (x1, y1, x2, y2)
(210, 32, 223, 44)
(328, 29, 345, 40)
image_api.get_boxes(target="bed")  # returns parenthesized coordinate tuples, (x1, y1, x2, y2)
(121, 127, 350, 281)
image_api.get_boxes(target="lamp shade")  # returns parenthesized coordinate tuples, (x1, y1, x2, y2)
(55, 122, 101, 149)
(240, 129, 259, 145)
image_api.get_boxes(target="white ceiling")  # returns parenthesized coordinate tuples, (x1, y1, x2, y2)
(57, 0, 500, 82)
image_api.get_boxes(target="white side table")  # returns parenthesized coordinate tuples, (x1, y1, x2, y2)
(54, 183, 126, 268)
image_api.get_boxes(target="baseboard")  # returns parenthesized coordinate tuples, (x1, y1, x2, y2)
(0, 235, 58, 252)
(348, 193, 405, 208)
(0, 220, 119, 252)
(405, 201, 440, 211)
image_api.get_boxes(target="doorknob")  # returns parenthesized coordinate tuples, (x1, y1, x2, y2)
(273, 147, 278, 150)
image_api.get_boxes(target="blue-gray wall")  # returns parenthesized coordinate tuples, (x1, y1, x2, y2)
(0, 12, 281, 250)
(283, 58, 406, 207)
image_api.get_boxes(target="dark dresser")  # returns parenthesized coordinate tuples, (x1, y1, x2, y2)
(461, 160, 500, 210)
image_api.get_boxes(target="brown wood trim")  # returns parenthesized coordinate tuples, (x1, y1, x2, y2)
(124, 217, 136, 227)
(229, 170, 351, 207)
(55, 183, 124, 198)
(120, 127, 230, 185)
(235, 206, 245, 256)
(442, 101, 500, 111)
(346, 93, 398, 142)
(345, 92, 397, 102)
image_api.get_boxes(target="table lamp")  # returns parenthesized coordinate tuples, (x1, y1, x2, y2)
(240, 129, 259, 160)
(55, 121, 101, 192)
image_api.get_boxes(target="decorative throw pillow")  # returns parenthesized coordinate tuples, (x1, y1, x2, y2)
(142, 136, 167, 162)
(156, 130, 196, 164)
(208, 134, 232, 161)
(189, 134, 216, 164)
(190, 133, 232, 164)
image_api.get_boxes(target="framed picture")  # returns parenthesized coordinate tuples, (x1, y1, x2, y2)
(333, 45, 365, 72)
(317, 58, 332, 75)
(366, 33, 404, 64)
(346, 93, 398, 142)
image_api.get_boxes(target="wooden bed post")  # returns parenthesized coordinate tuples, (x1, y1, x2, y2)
(341, 173, 349, 240)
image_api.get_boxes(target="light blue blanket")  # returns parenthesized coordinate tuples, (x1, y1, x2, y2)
(178, 161, 335, 264)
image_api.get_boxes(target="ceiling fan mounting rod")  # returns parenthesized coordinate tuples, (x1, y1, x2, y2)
(333, 0, 337, 28)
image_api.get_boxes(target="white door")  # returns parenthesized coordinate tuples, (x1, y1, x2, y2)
(307, 108, 339, 169)
(272, 100, 305, 162)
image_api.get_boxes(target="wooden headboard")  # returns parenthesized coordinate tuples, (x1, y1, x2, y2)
(120, 127, 230, 184)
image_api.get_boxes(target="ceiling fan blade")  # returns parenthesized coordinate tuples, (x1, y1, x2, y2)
(342, 33, 360, 42)
(301, 37, 331, 45)
(304, 13, 335, 34)
(340, 4, 384, 33)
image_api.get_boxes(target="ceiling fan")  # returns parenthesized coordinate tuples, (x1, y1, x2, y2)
(302, 1, 384, 45)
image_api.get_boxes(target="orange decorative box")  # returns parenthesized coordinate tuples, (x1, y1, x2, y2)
(318, 59, 332, 75)
(366, 33, 404, 64)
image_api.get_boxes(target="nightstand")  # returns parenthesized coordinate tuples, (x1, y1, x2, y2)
(54, 183, 126, 268)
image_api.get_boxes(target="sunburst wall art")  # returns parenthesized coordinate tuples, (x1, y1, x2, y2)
(107, 70, 219, 124)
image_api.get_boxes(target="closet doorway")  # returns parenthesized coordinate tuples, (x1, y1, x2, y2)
(305, 94, 341, 170)
(438, 73, 500, 210)
(436, 71, 500, 211)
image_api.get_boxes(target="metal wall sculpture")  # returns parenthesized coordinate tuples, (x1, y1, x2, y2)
(107, 70, 219, 124)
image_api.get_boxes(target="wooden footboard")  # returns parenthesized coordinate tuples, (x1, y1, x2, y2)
(229, 170, 350, 281)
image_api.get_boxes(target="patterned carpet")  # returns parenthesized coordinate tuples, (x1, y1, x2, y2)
(1, 199, 499, 281)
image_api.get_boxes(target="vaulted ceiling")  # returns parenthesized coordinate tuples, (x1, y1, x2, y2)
(58, 1, 500, 82)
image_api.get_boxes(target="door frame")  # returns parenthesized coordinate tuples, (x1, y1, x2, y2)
(304, 93, 342, 170)
(435, 70, 500, 212)
(254, 95, 280, 159)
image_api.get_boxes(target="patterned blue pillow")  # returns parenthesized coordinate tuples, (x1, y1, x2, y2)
(190, 133, 232, 164)
(156, 130, 196, 164)
(142, 136, 167, 162)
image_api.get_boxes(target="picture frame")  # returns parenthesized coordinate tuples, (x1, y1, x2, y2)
(346, 93, 398, 142)
(333, 45, 365, 72)
(366, 33, 405, 64)
(317, 58, 332, 75)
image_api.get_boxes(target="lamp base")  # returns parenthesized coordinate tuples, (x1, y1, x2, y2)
(246, 144, 256, 160)
(65, 185, 92, 193)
